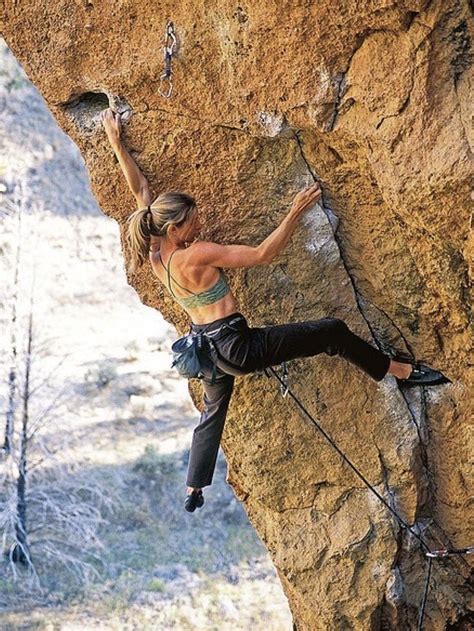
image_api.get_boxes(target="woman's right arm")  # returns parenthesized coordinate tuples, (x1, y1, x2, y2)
(101, 108, 152, 209)
(193, 183, 322, 268)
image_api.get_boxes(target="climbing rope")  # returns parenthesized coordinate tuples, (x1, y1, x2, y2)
(417, 556, 433, 631)
(263, 363, 473, 630)
(158, 20, 176, 98)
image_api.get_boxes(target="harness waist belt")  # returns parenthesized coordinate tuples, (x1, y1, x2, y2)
(195, 315, 245, 337)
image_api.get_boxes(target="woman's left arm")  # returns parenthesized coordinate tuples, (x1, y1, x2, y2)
(101, 108, 152, 208)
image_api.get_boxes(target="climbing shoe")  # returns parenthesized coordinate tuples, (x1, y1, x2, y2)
(396, 362, 452, 387)
(184, 489, 204, 512)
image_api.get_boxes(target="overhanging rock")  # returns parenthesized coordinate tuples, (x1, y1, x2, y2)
(2, 1, 472, 627)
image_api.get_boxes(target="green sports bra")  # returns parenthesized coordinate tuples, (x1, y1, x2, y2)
(157, 249, 231, 309)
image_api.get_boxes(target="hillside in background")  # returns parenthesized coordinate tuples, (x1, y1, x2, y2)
(0, 38, 291, 630)
(1, 0, 473, 627)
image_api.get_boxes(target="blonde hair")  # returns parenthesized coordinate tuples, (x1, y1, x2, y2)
(126, 190, 197, 273)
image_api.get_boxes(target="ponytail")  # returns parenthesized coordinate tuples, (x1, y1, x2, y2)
(126, 191, 196, 274)
(126, 205, 160, 274)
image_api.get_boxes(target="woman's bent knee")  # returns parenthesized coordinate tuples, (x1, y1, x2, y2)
(319, 317, 350, 355)
(320, 317, 349, 336)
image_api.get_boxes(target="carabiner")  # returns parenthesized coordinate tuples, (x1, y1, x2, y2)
(280, 362, 289, 397)
(158, 21, 176, 98)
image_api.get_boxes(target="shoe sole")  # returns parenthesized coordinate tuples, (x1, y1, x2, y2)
(391, 357, 452, 387)
(396, 375, 452, 387)
(184, 493, 204, 512)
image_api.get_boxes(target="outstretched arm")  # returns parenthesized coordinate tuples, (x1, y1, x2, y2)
(100, 108, 152, 209)
(192, 183, 322, 268)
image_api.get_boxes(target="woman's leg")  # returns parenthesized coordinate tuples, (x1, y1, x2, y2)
(185, 370, 235, 489)
(253, 316, 391, 381)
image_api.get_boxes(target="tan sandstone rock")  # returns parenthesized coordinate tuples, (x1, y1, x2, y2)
(1, 0, 472, 628)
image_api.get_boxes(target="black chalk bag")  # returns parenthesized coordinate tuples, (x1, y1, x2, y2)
(170, 333, 208, 380)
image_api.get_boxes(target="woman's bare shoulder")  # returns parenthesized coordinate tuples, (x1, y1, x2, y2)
(187, 240, 221, 262)
(189, 239, 217, 250)
(188, 240, 226, 255)
(187, 240, 262, 269)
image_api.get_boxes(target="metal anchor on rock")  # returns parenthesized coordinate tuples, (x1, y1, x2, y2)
(158, 20, 177, 98)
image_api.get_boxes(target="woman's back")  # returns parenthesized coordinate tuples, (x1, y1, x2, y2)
(157, 248, 230, 308)
(150, 243, 240, 323)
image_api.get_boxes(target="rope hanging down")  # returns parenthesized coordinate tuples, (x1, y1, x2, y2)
(159, 20, 177, 98)
(418, 557, 433, 631)
(263, 364, 473, 630)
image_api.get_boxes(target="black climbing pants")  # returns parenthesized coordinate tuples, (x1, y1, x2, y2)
(185, 312, 391, 488)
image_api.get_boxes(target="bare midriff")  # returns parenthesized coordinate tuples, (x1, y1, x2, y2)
(184, 291, 241, 324)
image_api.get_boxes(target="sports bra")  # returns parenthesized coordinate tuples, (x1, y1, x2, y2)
(157, 249, 231, 309)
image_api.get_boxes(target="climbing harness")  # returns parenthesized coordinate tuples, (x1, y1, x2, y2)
(169, 316, 248, 385)
(263, 363, 473, 631)
(158, 20, 176, 98)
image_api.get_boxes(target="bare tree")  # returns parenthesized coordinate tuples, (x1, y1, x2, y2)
(1, 193, 21, 455)
(0, 185, 121, 599)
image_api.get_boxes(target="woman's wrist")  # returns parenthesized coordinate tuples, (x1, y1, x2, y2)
(110, 138, 123, 152)
(286, 208, 301, 225)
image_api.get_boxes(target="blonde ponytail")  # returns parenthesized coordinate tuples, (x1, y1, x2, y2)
(126, 191, 196, 274)
(126, 206, 154, 274)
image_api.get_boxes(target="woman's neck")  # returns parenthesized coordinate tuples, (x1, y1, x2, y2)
(150, 237, 187, 251)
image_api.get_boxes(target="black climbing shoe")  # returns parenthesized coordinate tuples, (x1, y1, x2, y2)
(396, 362, 452, 387)
(184, 489, 204, 512)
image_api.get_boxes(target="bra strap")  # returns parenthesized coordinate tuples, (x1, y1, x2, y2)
(166, 250, 178, 299)
(157, 251, 177, 298)
(158, 250, 199, 297)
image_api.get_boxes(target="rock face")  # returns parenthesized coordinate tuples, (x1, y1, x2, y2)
(2, 1, 472, 628)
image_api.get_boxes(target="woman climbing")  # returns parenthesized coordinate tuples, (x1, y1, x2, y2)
(101, 108, 451, 513)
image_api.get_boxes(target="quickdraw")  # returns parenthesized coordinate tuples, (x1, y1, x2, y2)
(280, 362, 289, 397)
(425, 546, 474, 559)
(264, 363, 472, 631)
(158, 20, 177, 98)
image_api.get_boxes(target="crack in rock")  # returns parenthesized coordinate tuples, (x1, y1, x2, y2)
(292, 129, 391, 358)
(326, 72, 347, 132)
(290, 127, 458, 603)
(326, 27, 399, 132)
(376, 447, 398, 516)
